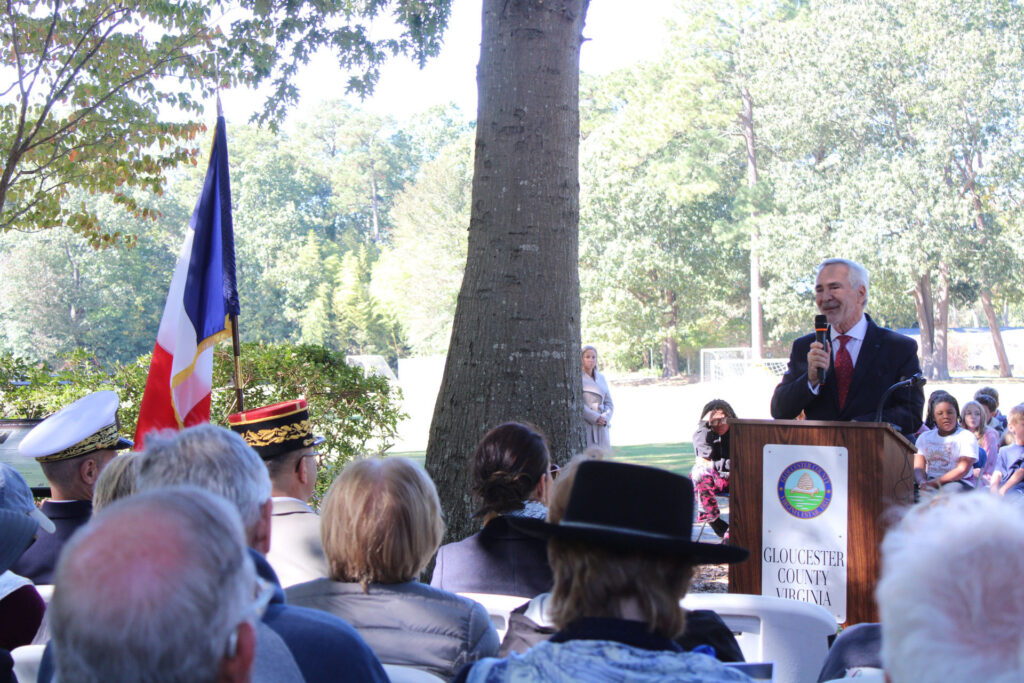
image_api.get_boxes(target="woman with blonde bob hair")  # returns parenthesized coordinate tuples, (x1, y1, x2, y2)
(285, 457, 498, 679)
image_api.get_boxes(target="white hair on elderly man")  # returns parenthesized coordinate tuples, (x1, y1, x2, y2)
(877, 492, 1024, 683)
(49, 486, 258, 683)
(137, 424, 272, 535)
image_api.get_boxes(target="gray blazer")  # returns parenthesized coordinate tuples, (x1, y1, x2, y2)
(285, 578, 499, 680)
(267, 497, 329, 588)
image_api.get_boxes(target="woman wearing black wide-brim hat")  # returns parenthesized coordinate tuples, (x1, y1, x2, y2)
(454, 460, 752, 682)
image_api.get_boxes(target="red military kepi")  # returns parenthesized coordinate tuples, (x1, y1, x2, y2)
(227, 398, 324, 459)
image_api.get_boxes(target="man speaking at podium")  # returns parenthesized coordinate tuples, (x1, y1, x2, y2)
(771, 258, 924, 436)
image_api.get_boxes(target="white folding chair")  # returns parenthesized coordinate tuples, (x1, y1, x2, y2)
(457, 592, 530, 641)
(381, 663, 446, 683)
(682, 593, 837, 683)
(34, 584, 54, 604)
(11, 644, 45, 683)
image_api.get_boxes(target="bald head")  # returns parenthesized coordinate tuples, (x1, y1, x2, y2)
(50, 487, 256, 683)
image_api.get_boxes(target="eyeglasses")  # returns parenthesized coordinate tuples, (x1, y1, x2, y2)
(225, 578, 275, 658)
(548, 464, 561, 480)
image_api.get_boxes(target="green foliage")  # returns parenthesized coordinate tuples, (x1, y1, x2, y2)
(0, 103, 472, 370)
(371, 133, 473, 355)
(0, 349, 149, 426)
(0, 342, 404, 495)
(0, 0, 453, 244)
(0, 0, 217, 243)
(223, 1, 453, 127)
(578, 28, 749, 371)
(753, 0, 1024, 349)
(214, 342, 405, 494)
(0, 193, 177, 364)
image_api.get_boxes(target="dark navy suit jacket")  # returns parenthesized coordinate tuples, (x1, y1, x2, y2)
(430, 516, 553, 598)
(251, 550, 388, 683)
(771, 315, 924, 436)
(11, 499, 92, 584)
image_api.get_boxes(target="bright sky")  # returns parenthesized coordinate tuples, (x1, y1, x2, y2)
(217, 0, 673, 126)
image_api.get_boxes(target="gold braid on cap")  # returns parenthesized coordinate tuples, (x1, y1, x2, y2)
(35, 423, 120, 463)
(241, 420, 315, 448)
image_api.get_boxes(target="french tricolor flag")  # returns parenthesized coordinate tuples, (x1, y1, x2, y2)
(134, 115, 239, 449)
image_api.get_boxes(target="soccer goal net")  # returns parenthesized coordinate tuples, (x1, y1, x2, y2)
(700, 348, 789, 383)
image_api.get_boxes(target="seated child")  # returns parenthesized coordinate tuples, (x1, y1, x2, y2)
(962, 400, 999, 485)
(989, 404, 1024, 497)
(914, 394, 977, 492)
(975, 387, 1008, 437)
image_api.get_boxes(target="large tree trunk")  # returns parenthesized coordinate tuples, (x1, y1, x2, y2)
(980, 288, 1012, 377)
(967, 190, 1013, 378)
(933, 262, 950, 380)
(913, 273, 935, 378)
(424, 0, 588, 545)
(661, 337, 679, 378)
(661, 289, 680, 377)
(739, 87, 763, 359)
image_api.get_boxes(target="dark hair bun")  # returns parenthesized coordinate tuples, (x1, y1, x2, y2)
(471, 422, 550, 517)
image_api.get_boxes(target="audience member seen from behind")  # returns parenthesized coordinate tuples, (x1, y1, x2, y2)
(581, 345, 614, 450)
(988, 404, 1024, 496)
(499, 454, 744, 663)
(691, 399, 736, 539)
(875, 492, 1024, 683)
(458, 460, 751, 682)
(0, 464, 53, 651)
(914, 394, 977, 492)
(12, 390, 131, 583)
(229, 398, 329, 588)
(961, 400, 999, 484)
(50, 487, 259, 683)
(431, 422, 555, 597)
(137, 424, 387, 683)
(91, 452, 139, 512)
(286, 457, 499, 679)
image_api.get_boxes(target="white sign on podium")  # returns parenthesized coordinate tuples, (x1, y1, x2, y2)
(762, 443, 848, 622)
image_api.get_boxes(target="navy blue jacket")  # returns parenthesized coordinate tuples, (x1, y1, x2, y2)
(431, 516, 553, 598)
(771, 315, 924, 436)
(251, 550, 388, 683)
(11, 499, 92, 584)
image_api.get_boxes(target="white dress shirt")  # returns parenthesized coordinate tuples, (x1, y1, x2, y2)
(809, 314, 868, 394)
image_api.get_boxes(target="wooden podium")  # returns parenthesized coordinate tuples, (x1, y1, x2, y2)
(727, 419, 916, 626)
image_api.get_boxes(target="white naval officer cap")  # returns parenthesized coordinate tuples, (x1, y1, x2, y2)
(19, 390, 133, 463)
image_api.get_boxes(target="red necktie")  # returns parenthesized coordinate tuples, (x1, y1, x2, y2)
(835, 335, 853, 410)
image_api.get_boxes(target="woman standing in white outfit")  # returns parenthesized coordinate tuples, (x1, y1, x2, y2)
(581, 345, 613, 450)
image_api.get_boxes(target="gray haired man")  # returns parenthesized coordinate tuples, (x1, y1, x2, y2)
(137, 424, 388, 683)
(50, 487, 259, 683)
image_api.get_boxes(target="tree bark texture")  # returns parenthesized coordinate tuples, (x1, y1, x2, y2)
(934, 263, 950, 380)
(425, 0, 588, 544)
(661, 337, 679, 378)
(980, 289, 1012, 377)
(967, 192, 1013, 378)
(913, 273, 935, 378)
(739, 87, 763, 359)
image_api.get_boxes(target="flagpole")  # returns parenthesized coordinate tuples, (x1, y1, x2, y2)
(231, 313, 244, 412)
(220, 89, 243, 414)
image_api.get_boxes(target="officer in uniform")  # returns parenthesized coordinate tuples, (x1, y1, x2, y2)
(13, 391, 131, 583)
(229, 398, 328, 587)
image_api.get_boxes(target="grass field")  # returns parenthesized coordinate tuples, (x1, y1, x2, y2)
(392, 442, 696, 477)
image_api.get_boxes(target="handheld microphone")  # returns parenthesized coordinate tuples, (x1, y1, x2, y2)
(814, 314, 828, 387)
